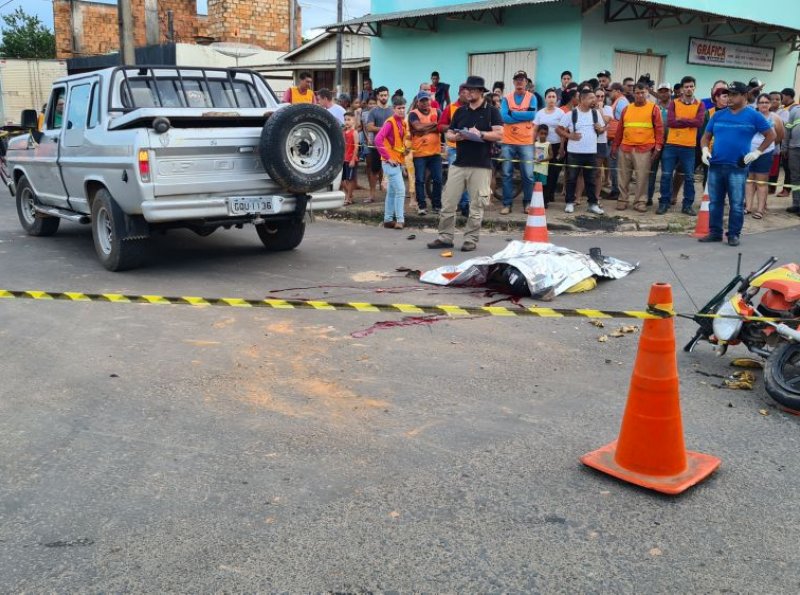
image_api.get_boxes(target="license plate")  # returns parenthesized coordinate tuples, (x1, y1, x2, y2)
(227, 196, 284, 216)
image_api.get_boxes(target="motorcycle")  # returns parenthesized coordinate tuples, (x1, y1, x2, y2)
(684, 256, 800, 411)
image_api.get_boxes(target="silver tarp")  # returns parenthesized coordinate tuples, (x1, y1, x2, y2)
(420, 241, 638, 299)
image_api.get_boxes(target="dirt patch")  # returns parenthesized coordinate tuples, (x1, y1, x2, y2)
(350, 271, 393, 282)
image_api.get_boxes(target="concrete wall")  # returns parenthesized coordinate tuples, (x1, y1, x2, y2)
(369, 3, 582, 96)
(579, 7, 799, 95)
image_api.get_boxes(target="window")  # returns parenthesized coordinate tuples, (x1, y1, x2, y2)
(87, 83, 100, 129)
(613, 51, 665, 87)
(469, 50, 537, 91)
(65, 84, 92, 132)
(120, 76, 264, 109)
(47, 87, 66, 130)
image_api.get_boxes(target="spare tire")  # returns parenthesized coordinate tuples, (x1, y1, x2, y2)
(259, 104, 345, 194)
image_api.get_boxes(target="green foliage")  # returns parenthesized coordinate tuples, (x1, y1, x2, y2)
(0, 8, 56, 59)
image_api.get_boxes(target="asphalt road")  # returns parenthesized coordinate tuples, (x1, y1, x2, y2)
(2, 198, 800, 592)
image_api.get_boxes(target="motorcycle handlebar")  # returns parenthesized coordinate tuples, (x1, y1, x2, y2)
(745, 257, 778, 284)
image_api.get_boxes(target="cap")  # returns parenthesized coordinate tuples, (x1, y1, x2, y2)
(781, 87, 796, 98)
(513, 70, 528, 80)
(597, 70, 611, 78)
(712, 87, 729, 99)
(749, 77, 765, 88)
(415, 91, 431, 101)
(727, 81, 748, 95)
(657, 82, 671, 90)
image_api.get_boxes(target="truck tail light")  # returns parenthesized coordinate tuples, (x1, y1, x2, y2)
(138, 149, 151, 182)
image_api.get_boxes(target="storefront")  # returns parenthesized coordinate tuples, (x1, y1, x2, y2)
(328, 0, 800, 97)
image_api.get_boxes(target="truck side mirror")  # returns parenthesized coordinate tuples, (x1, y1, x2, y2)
(20, 109, 38, 129)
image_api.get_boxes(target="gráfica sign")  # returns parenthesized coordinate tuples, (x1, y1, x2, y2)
(688, 37, 774, 72)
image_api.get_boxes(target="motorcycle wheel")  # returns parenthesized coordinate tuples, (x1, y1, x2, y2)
(764, 342, 800, 412)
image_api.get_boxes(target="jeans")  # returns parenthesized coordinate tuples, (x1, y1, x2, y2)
(789, 148, 800, 207)
(501, 143, 534, 207)
(608, 153, 620, 196)
(413, 154, 442, 209)
(382, 161, 405, 223)
(660, 145, 696, 209)
(544, 142, 561, 204)
(565, 153, 598, 205)
(447, 146, 470, 210)
(707, 164, 747, 238)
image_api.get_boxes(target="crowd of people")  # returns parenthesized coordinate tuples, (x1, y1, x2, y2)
(283, 67, 800, 249)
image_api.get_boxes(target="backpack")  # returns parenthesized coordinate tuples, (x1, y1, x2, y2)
(571, 107, 599, 128)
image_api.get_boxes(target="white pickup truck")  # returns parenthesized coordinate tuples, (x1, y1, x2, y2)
(6, 66, 345, 271)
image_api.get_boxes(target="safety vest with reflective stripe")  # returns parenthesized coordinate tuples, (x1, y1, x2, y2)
(382, 116, 406, 162)
(667, 99, 701, 147)
(410, 108, 441, 157)
(290, 86, 314, 104)
(607, 97, 624, 140)
(621, 102, 657, 146)
(445, 101, 463, 148)
(502, 91, 534, 145)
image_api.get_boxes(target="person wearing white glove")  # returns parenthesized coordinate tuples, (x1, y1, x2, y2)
(698, 82, 776, 246)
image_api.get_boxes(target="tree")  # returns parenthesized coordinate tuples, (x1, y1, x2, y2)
(0, 8, 55, 60)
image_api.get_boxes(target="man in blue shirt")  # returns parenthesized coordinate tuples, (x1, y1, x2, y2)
(499, 70, 537, 213)
(699, 81, 775, 246)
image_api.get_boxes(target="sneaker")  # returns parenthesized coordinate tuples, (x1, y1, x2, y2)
(787, 205, 800, 213)
(698, 234, 723, 243)
(383, 221, 395, 229)
(587, 203, 604, 215)
(432, 207, 441, 214)
(417, 207, 427, 216)
(681, 206, 697, 216)
(727, 235, 740, 247)
(395, 222, 404, 230)
(461, 241, 477, 252)
(427, 238, 454, 249)
(500, 206, 511, 215)
(564, 203, 575, 214)
(655, 204, 669, 215)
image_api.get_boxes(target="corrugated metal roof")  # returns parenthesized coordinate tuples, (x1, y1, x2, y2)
(326, 0, 800, 36)
(325, 0, 556, 29)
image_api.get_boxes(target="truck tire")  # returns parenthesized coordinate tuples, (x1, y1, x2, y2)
(15, 176, 60, 236)
(91, 188, 149, 271)
(259, 104, 344, 194)
(255, 220, 305, 251)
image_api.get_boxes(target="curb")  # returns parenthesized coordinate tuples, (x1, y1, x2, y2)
(322, 209, 686, 234)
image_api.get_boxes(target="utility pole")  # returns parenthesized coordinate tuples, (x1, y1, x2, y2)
(117, 0, 136, 65)
(335, 0, 343, 96)
(289, 0, 296, 51)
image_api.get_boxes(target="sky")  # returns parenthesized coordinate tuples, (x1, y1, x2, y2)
(0, 0, 371, 40)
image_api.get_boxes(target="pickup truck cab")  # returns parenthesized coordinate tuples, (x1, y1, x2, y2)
(6, 66, 345, 270)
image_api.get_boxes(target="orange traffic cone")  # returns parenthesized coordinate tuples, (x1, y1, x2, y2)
(580, 283, 721, 495)
(691, 184, 711, 238)
(523, 181, 549, 243)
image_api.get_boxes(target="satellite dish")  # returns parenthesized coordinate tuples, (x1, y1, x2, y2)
(211, 42, 262, 66)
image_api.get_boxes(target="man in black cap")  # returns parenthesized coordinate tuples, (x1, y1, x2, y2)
(700, 82, 775, 246)
(428, 76, 503, 252)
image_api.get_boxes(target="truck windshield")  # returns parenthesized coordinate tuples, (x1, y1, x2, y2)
(114, 68, 272, 110)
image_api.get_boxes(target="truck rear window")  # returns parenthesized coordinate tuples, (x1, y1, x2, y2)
(118, 72, 267, 110)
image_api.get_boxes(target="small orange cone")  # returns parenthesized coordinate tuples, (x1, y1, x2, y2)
(580, 283, 721, 495)
(691, 184, 711, 238)
(523, 181, 549, 243)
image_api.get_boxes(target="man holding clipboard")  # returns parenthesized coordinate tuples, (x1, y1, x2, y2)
(428, 76, 503, 253)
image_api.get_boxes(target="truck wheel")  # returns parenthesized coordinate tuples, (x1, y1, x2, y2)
(91, 188, 149, 271)
(259, 104, 344, 193)
(255, 220, 305, 251)
(15, 176, 60, 236)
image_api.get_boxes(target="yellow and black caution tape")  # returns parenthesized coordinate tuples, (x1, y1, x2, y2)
(0, 288, 672, 320)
